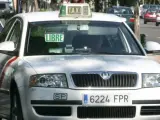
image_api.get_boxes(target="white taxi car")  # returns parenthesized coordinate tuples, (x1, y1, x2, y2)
(1, 3, 160, 120)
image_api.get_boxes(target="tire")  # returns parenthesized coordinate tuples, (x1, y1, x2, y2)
(10, 88, 24, 120)
(144, 20, 147, 24)
(156, 22, 159, 26)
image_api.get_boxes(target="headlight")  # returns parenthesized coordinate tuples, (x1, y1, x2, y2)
(29, 74, 68, 88)
(142, 73, 160, 88)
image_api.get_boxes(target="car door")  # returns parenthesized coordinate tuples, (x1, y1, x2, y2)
(0, 18, 22, 118)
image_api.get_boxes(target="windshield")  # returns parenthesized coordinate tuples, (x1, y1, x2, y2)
(25, 21, 143, 56)
(150, 5, 158, 9)
(143, 5, 149, 9)
(147, 9, 157, 13)
(108, 8, 133, 14)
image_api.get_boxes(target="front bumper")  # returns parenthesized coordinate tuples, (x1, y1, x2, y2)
(144, 17, 156, 22)
(21, 87, 160, 120)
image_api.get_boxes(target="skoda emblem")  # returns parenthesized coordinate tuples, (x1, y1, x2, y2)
(100, 72, 111, 80)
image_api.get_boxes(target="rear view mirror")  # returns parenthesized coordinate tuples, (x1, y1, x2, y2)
(67, 25, 89, 31)
(0, 41, 15, 51)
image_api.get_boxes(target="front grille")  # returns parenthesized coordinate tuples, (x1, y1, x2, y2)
(141, 106, 160, 115)
(33, 106, 71, 116)
(72, 73, 137, 87)
(77, 106, 136, 118)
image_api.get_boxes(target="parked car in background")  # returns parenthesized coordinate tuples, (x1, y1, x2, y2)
(139, 4, 143, 17)
(144, 8, 157, 24)
(106, 6, 135, 32)
(155, 9, 160, 26)
(0, 0, 14, 19)
(130, 6, 134, 14)
(141, 4, 159, 19)
(150, 4, 159, 9)
(141, 4, 149, 18)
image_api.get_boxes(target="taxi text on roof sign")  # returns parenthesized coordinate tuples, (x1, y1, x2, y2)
(59, 3, 92, 18)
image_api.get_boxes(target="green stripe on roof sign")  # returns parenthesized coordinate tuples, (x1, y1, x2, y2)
(59, 5, 66, 16)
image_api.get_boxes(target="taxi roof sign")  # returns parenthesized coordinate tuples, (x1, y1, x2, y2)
(59, 3, 92, 18)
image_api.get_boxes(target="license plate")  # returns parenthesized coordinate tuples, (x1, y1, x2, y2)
(83, 94, 132, 106)
(68, 6, 81, 14)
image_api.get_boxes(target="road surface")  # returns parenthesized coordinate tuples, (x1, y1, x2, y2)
(140, 19, 160, 43)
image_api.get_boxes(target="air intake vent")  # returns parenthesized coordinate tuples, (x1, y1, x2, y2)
(77, 106, 136, 118)
(33, 106, 71, 116)
(141, 106, 160, 115)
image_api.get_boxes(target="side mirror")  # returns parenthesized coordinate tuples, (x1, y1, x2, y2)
(145, 41, 160, 54)
(0, 41, 15, 51)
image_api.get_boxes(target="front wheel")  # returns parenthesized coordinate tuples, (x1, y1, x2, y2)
(10, 88, 24, 120)
(156, 22, 159, 26)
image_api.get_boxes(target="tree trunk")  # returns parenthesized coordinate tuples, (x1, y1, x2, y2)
(21, 0, 26, 12)
(34, 0, 39, 11)
(12, 0, 17, 13)
(142, 0, 144, 4)
(50, 0, 58, 11)
(134, 1, 140, 40)
(95, 0, 99, 12)
(149, 0, 152, 4)
(26, 0, 30, 12)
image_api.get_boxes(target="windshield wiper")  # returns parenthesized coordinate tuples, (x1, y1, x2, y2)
(74, 48, 92, 54)
(94, 52, 118, 55)
(45, 53, 77, 55)
(33, 51, 142, 56)
(92, 52, 142, 55)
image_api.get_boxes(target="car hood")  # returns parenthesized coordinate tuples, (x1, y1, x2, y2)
(23, 55, 160, 74)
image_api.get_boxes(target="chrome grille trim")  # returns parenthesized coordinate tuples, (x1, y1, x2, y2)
(71, 72, 138, 87)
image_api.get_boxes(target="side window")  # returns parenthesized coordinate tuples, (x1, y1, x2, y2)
(0, 19, 15, 43)
(8, 21, 21, 49)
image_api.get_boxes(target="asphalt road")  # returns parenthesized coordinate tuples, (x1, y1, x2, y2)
(140, 19, 160, 43)
(0, 19, 159, 120)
